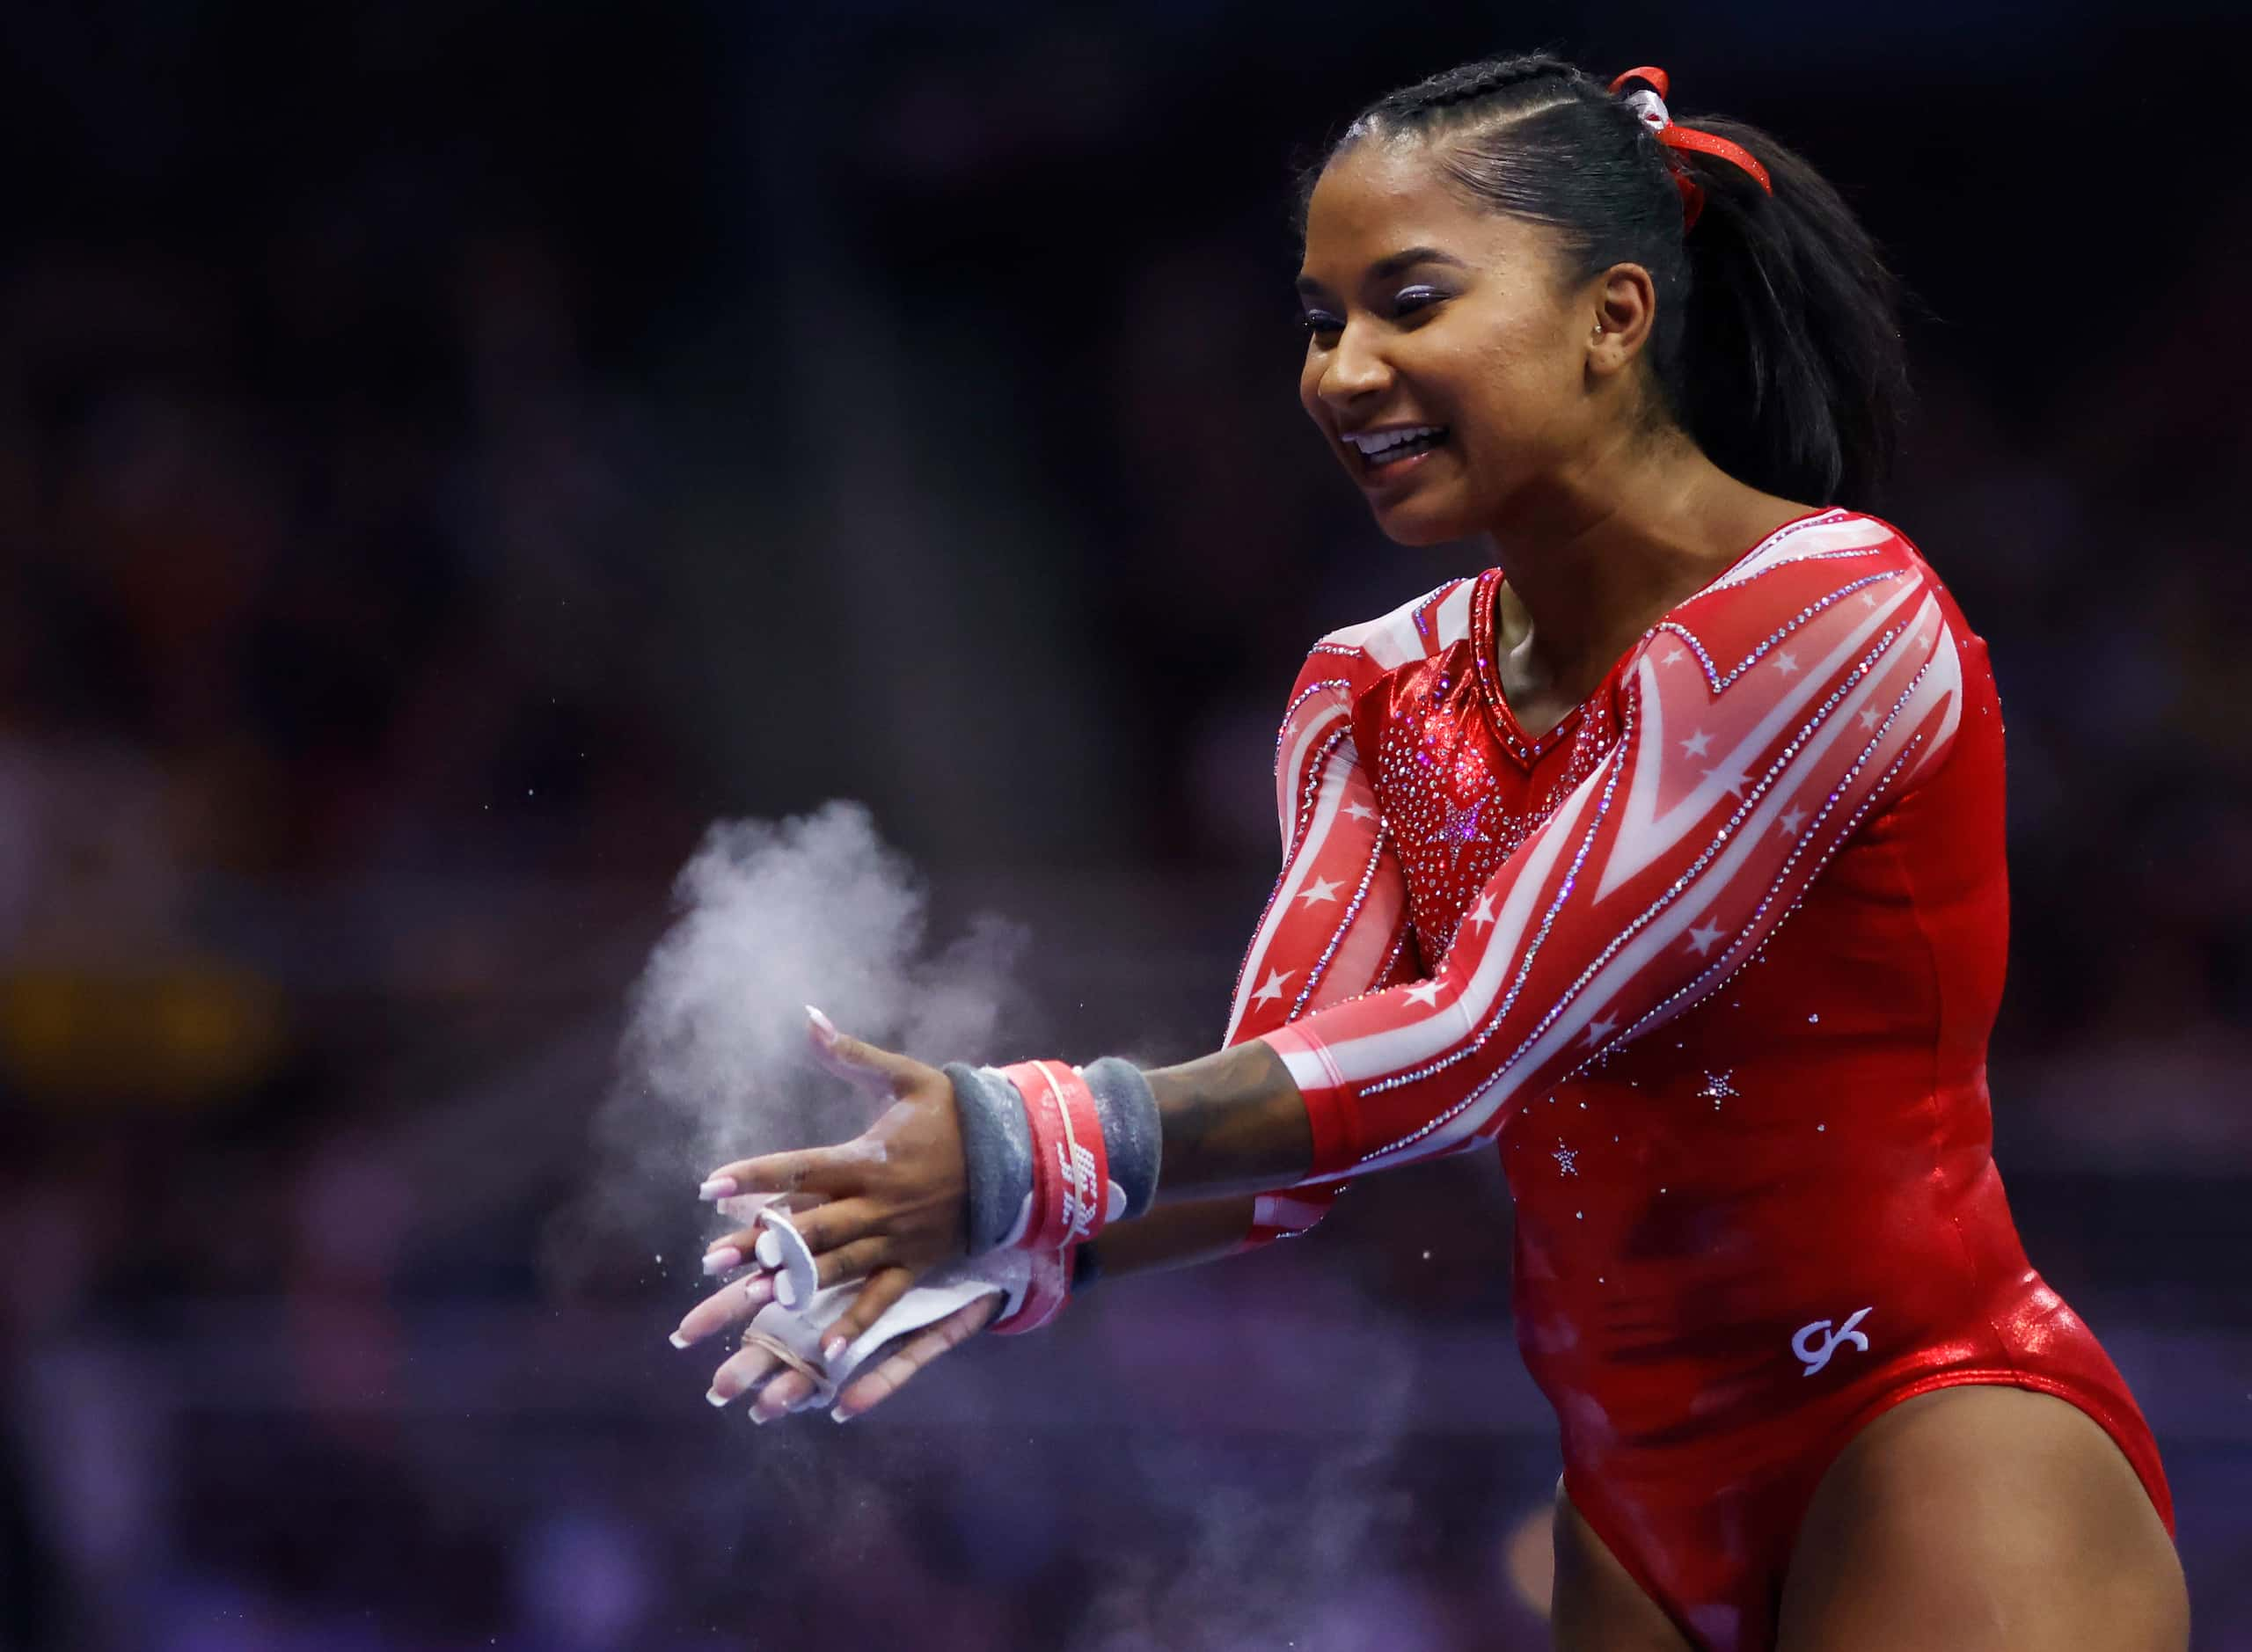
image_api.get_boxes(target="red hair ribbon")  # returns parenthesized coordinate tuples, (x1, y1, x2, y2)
(1607, 65, 1773, 229)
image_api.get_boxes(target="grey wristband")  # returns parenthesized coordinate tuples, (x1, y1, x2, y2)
(944, 1062, 1034, 1255)
(1079, 1056, 1160, 1222)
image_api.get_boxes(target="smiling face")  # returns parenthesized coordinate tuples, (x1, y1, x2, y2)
(1296, 132, 1638, 545)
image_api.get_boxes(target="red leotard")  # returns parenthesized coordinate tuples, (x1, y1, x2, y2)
(1221, 508, 2172, 1652)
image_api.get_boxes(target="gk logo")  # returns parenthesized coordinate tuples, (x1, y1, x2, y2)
(1791, 1306, 1873, 1377)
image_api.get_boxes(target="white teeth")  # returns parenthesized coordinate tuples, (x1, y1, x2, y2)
(1346, 425, 1443, 457)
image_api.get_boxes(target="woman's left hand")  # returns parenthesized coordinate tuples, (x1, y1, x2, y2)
(695, 1011, 973, 1362)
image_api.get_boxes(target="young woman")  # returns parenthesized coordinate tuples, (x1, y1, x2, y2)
(672, 55, 2189, 1650)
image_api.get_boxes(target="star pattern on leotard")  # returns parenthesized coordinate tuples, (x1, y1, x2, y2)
(1440, 795, 1489, 872)
(1698, 1071, 1738, 1108)
(1364, 604, 1615, 996)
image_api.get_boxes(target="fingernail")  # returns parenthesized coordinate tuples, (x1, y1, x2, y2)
(806, 1005, 837, 1042)
(822, 1335, 847, 1363)
(705, 1388, 730, 1408)
(741, 1274, 773, 1306)
(698, 1176, 738, 1201)
(701, 1246, 742, 1276)
(749, 1407, 771, 1426)
(669, 1332, 691, 1349)
(830, 1405, 852, 1423)
(753, 1230, 783, 1268)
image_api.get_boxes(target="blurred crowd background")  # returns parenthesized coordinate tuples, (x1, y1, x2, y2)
(4, 3, 2249, 1648)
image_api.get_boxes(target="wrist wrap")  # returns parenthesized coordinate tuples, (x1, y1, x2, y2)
(999, 1059, 1110, 1253)
(1079, 1056, 1161, 1219)
(944, 1062, 1034, 1256)
(944, 1056, 1162, 1255)
(941, 1054, 1161, 1334)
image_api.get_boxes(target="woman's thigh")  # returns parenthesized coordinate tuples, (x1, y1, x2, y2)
(1777, 1385, 2187, 1652)
(1551, 1483, 1693, 1652)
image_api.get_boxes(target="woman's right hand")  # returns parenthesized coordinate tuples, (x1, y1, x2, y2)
(671, 1244, 1005, 1422)
(829, 1290, 1003, 1420)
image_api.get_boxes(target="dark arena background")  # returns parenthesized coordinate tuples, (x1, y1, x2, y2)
(4, 4, 2249, 1648)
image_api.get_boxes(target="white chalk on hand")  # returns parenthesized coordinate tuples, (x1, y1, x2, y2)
(735, 1262, 1015, 1414)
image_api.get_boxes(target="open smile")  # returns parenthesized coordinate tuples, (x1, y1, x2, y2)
(1343, 423, 1450, 488)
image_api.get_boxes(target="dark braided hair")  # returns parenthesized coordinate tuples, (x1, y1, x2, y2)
(1298, 54, 1906, 509)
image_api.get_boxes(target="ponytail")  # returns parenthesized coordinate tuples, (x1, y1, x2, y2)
(1304, 56, 1908, 508)
(1669, 115, 1906, 508)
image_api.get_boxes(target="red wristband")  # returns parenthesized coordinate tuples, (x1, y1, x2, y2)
(998, 1059, 1111, 1253)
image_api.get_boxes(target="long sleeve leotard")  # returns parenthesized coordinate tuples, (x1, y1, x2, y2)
(1222, 508, 2170, 1652)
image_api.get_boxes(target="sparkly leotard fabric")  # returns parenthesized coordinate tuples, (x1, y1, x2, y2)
(1221, 509, 2172, 1651)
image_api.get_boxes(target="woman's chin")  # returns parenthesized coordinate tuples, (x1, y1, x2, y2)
(1371, 497, 1473, 547)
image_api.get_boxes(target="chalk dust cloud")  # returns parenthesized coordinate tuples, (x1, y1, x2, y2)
(546, 800, 1029, 1292)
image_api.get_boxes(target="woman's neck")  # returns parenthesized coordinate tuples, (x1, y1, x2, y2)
(1482, 434, 1813, 704)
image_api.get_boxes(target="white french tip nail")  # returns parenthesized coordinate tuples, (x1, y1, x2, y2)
(830, 1406, 851, 1423)
(754, 1230, 783, 1268)
(806, 1005, 837, 1040)
(702, 1246, 742, 1276)
(669, 1332, 691, 1349)
(822, 1336, 847, 1363)
(705, 1388, 730, 1408)
(698, 1177, 738, 1201)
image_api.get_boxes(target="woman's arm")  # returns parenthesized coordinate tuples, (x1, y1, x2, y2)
(1131, 545, 1965, 1196)
(1209, 635, 1422, 1249)
(698, 540, 1962, 1356)
(842, 545, 1958, 1373)
(707, 545, 1972, 1374)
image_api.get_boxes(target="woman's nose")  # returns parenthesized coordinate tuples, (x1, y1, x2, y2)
(1317, 325, 1393, 409)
